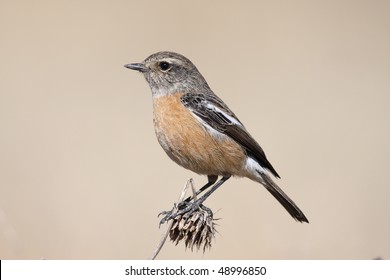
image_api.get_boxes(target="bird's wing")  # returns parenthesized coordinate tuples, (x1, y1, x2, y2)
(180, 92, 280, 178)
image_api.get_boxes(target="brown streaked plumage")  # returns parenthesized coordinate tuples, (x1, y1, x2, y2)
(153, 92, 247, 176)
(125, 51, 309, 223)
(180, 92, 280, 178)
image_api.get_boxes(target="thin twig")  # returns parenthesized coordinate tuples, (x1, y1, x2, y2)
(148, 178, 194, 260)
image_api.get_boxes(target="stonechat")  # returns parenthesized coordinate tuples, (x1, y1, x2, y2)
(125, 51, 308, 223)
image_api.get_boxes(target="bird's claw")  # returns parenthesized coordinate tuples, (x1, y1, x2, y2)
(158, 201, 209, 226)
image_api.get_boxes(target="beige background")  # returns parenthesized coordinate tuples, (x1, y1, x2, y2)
(1, 0, 389, 259)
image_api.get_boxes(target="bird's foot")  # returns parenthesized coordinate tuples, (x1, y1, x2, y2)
(158, 200, 212, 226)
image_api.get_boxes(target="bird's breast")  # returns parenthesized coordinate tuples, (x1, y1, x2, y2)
(152, 93, 247, 176)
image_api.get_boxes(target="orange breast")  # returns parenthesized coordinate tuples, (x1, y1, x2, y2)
(153, 93, 247, 176)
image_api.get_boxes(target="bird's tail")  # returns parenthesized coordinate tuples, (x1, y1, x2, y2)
(258, 172, 309, 223)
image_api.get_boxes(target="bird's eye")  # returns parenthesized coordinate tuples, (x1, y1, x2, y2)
(159, 61, 171, 71)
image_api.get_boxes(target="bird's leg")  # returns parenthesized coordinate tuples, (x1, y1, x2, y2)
(159, 176, 230, 225)
(179, 175, 218, 205)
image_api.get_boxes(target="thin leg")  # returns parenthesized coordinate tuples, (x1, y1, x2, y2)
(159, 176, 231, 225)
(195, 176, 230, 205)
(184, 175, 218, 203)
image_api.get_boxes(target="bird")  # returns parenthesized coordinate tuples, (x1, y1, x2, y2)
(124, 51, 308, 223)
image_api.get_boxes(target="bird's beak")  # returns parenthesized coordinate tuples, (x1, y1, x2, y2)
(124, 63, 147, 72)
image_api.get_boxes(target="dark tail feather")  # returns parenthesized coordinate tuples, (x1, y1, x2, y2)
(261, 174, 309, 223)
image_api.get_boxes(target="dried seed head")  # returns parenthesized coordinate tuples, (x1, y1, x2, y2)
(169, 205, 217, 252)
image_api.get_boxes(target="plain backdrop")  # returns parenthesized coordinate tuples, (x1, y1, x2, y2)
(1, 0, 389, 259)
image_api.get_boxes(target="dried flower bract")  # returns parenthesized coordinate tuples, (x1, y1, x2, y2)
(169, 203, 217, 252)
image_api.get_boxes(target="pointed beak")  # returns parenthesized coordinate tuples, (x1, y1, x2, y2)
(124, 63, 147, 72)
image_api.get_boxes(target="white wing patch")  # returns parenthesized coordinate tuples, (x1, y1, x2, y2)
(187, 101, 245, 141)
(204, 103, 242, 126)
(191, 114, 228, 140)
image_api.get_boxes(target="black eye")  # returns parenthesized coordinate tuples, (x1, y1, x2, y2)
(159, 61, 171, 71)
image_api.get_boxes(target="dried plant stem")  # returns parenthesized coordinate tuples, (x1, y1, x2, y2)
(148, 178, 194, 260)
